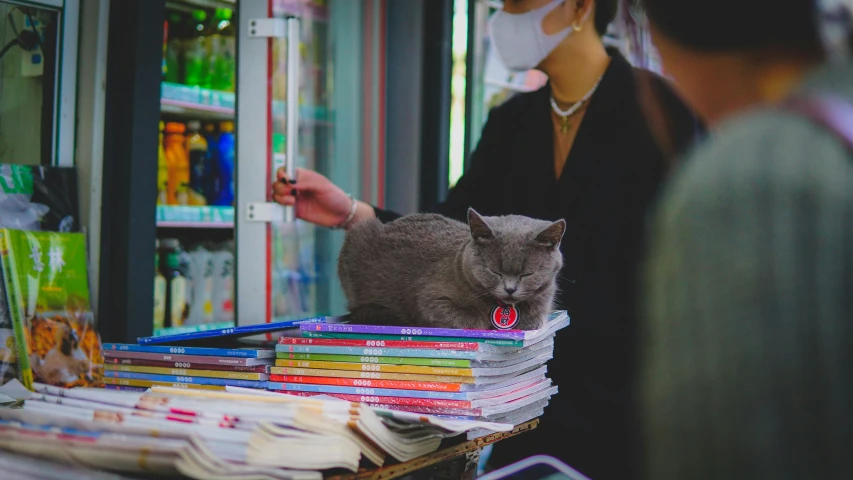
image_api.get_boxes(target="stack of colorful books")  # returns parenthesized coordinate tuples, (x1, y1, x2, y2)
(102, 343, 272, 391)
(269, 311, 569, 436)
(101, 317, 328, 392)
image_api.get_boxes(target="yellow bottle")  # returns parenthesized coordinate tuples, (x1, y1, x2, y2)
(153, 252, 167, 330)
(157, 122, 168, 205)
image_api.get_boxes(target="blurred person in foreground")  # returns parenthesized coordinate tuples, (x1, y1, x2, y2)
(639, 0, 853, 478)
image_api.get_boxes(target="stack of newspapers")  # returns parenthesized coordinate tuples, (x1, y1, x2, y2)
(0, 382, 513, 479)
(272, 311, 569, 438)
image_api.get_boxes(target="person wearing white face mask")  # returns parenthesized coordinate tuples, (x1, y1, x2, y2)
(272, 1, 702, 477)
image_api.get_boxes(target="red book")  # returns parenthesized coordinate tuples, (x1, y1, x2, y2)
(273, 391, 473, 409)
(104, 357, 270, 373)
(278, 337, 481, 351)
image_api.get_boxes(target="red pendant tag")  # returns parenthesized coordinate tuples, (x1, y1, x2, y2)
(491, 304, 519, 330)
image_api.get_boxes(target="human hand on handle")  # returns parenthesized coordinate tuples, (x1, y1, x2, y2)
(272, 167, 376, 229)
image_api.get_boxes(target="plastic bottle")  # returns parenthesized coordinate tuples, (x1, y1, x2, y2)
(157, 122, 168, 205)
(162, 20, 168, 80)
(213, 121, 235, 206)
(183, 10, 210, 88)
(164, 12, 184, 83)
(153, 249, 167, 331)
(160, 239, 188, 328)
(186, 246, 215, 325)
(211, 242, 234, 324)
(185, 120, 209, 206)
(164, 122, 190, 205)
(209, 8, 236, 92)
(203, 123, 219, 204)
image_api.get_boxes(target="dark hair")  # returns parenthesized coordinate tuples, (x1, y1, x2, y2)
(510, 0, 618, 35)
(594, 0, 619, 35)
(638, 0, 823, 53)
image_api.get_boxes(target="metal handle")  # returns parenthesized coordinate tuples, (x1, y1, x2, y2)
(285, 17, 300, 223)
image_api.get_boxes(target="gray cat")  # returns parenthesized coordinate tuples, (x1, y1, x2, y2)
(337, 208, 565, 330)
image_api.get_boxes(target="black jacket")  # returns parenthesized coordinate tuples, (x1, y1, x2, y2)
(375, 50, 701, 479)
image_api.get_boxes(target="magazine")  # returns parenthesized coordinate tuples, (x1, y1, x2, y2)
(103, 343, 275, 359)
(300, 311, 569, 341)
(0, 229, 102, 389)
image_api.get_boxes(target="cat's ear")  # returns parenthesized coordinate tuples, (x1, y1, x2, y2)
(467, 208, 494, 242)
(535, 220, 566, 249)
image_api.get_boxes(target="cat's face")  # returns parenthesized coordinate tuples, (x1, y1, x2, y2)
(465, 209, 565, 305)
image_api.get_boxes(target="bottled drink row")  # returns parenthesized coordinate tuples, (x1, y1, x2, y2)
(158, 120, 235, 207)
(163, 7, 236, 92)
(154, 238, 235, 331)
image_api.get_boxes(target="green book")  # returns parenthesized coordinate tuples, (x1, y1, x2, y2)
(0, 229, 102, 389)
(301, 331, 526, 348)
(275, 351, 472, 368)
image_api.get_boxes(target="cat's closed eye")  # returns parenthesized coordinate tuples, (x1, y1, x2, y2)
(488, 269, 503, 278)
(520, 273, 534, 278)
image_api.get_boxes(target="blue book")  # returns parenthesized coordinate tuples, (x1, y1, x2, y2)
(137, 316, 328, 345)
(104, 370, 268, 389)
(103, 343, 275, 359)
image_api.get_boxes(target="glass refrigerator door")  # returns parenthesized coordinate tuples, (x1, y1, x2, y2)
(268, 0, 330, 322)
(236, 0, 380, 327)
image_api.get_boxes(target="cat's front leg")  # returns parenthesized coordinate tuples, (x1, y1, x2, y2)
(517, 302, 550, 331)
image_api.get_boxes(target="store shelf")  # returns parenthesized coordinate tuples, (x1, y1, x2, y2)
(157, 205, 235, 228)
(161, 83, 333, 126)
(161, 82, 235, 120)
(166, 0, 235, 13)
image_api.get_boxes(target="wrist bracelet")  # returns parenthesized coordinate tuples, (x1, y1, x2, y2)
(335, 193, 358, 230)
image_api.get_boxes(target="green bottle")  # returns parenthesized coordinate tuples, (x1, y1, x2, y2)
(209, 8, 235, 92)
(183, 10, 210, 88)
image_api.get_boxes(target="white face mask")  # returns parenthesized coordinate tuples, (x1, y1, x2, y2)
(489, 0, 581, 72)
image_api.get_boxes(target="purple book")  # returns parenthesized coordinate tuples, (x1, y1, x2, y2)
(300, 311, 569, 340)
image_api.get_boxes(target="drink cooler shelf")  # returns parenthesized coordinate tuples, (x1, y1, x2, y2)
(156, 205, 235, 228)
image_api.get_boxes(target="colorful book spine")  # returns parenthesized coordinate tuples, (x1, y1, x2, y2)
(103, 384, 149, 392)
(275, 352, 471, 367)
(270, 366, 478, 384)
(365, 403, 485, 417)
(275, 344, 480, 359)
(301, 331, 525, 347)
(102, 350, 272, 366)
(274, 390, 474, 409)
(137, 316, 326, 345)
(279, 337, 483, 351)
(104, 357, 270, 373)
(104, 370, 268, 388)
(269, 375, 465, 392)
(267, 382, 477, 401)
(103, 343, 274, 358)
(301, 323, 531, 340)
(104, 377, 226, 391)
(273, 359, 474, 377)
(105, 364, 268, 381)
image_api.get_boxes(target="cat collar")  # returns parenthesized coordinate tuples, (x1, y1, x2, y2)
(491, 302, 519, 330)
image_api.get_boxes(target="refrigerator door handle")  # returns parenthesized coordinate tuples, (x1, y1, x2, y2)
(284, 17, 301, 223)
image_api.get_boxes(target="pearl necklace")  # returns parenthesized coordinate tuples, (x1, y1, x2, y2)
(549, 75, 603, 134)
